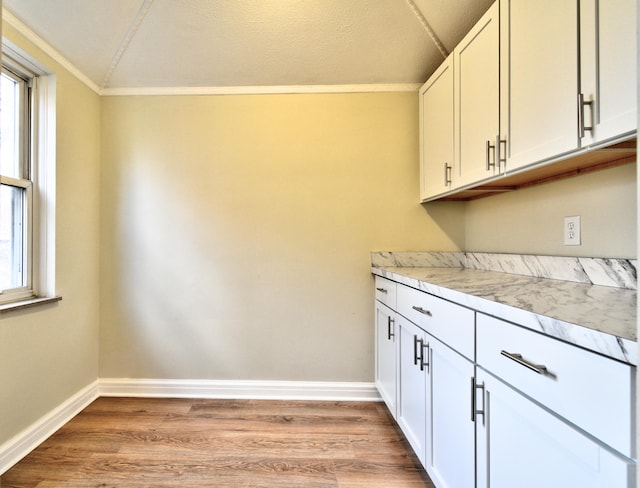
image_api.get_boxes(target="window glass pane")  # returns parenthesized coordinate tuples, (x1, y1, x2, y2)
(1, 72, 20, 178)
(0, 184, 25, 290)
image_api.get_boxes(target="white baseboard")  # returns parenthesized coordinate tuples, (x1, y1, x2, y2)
(0, 380, 99, 475)
(99, 378, 381, 402)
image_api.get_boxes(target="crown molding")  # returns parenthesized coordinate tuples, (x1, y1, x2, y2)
(2, 8, 102, 95)
(101, 83, 422, 96)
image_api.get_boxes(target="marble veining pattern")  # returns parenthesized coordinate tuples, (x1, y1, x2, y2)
(370, 251, 466, 268)
(372, 265, 637, 365)
(578, 257, 638, 289)
(371, 251, 637, 289)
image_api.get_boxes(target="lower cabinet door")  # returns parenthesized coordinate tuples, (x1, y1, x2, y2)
(475, 369, 633, 488)
(374, 302, 397, 417)
(425, 338, 475, 488)
(397, 317, 428, 467)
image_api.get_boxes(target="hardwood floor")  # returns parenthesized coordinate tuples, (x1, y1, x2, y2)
(0, 398, 434, 487)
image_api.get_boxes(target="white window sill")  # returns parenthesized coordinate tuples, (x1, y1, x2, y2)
(0, 296, 62, 314)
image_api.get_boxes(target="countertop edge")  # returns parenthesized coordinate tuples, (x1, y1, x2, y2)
(372, 266, 637, 366)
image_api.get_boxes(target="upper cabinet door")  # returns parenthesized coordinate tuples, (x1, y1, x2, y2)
(419, 55, 455, 201)
(455, 2, 500, 186)
(579, 0, 637, 146)
(500, 0, 580, 172)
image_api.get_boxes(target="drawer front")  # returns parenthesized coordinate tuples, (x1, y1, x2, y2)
(477, 313, 633, 457)
(397, 284, 474, 360)
(374, 276, 397, 309)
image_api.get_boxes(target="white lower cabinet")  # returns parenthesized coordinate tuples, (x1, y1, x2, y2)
(425, 337, 475, 488)
(475, 368, 634, 488)
(374, 301, 397, 417)
(395, 282, 478, 479)
(476, 313, 633, 457)
(396, 315, 428, 466)
(374, 277, 636, 488)
(475, 313, 634, 488)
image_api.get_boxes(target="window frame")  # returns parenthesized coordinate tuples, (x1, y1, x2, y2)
(1, 60, 36, 303)
(0, 40, 56, 309)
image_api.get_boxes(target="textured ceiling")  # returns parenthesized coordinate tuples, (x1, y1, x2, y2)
(3, 0, 493, 91)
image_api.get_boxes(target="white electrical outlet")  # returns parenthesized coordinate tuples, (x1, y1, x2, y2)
(564, 216, 581, 246)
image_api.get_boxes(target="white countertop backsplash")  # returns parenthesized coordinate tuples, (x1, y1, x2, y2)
(371, 252, 637, 366)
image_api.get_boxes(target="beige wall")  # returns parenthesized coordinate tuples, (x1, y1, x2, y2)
(463, 163, 637, 258)
(0, 23, 101, 443)
(99, 92, 464, 381)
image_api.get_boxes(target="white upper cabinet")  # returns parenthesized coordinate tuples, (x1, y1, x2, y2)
(419, 55, 455, 201)
(419, 0, 636, 201)
(500, 0, 580, 172)
(455, 2, 500, 186)
(579, 0, 637, 146)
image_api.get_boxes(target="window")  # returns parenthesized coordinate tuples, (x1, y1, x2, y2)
(0, 42, 56, 308)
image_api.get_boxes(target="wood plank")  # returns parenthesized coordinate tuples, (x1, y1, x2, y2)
(0, 398, 434, 488)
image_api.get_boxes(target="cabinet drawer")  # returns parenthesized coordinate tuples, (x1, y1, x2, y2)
(397, 284, 474, 360)
(476, 313, 633, 457)
(374, 276, 397, 309)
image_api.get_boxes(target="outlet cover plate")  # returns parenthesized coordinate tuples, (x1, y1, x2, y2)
(564, 216, 581, 246)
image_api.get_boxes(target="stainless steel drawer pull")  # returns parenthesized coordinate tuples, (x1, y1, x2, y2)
(376, 287, 388, 293)
(412, 306, 432, 317)
(500, 350, 548, 375)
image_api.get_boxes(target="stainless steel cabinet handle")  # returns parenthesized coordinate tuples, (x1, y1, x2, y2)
(578, 93, 594, 138)
(485, 140, 496, 171)
(420, 342, 430, 372)
(500, 350, 548, 375)
(413, 335, 422, 366)
(444, 162, 452, 186)
(471, 377, 486, 423)
(387, 316, 395, 340)
(470, 377, 475, 421)
(376, 287, 387, 293)
(496, 136, 506, 171)
(412, 306, 432, 317)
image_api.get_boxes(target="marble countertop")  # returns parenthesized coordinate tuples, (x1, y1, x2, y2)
(371, 253, 637, 366)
